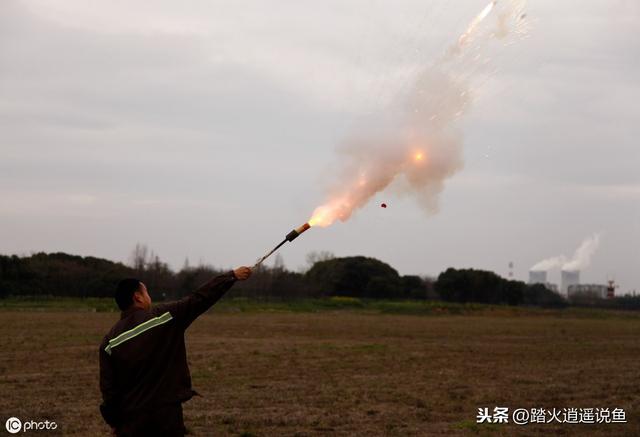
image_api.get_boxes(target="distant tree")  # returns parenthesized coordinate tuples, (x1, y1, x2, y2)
(143, 254, 175, 301)
(0, 250, 576, 309)
(175, 265, 221, 298)
(523, 283, 567, 308)
(306, 256, 402, 298)
(567, 290, 604, 307)
(130, 243, 149, 275)
(436, 268, 525, 305)
(305, 251, 334, 271)
(0, 252, 134, 298)
(273, 254, 285, 274)
(607, 296, 640, 310)
(365, 276, 401, 298)
(0, 255, 38, 297)
(502, 280, 526, 306)
(401, 275, 429, 299)
(436, 268, 570, 307)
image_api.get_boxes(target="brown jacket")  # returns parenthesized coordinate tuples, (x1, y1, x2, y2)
(99, 272, 237, 427)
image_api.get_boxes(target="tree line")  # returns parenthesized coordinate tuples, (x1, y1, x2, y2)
(1, 248, 638, 310)
(0, 249, 432, 301)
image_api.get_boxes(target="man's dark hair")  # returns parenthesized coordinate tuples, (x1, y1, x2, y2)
(115, 278, 142, 311)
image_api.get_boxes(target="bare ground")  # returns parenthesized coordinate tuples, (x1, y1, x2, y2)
(0, 310, 639, 436)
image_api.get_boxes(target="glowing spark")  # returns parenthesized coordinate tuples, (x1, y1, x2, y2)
(457, 0, 496, 49)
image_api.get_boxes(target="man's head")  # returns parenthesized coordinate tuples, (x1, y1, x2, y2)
(115, 278, 152, 311)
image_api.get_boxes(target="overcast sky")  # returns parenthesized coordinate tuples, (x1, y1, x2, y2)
(1, 0, 639, 292)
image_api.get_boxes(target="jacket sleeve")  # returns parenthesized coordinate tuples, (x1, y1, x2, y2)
(159, 271, 237, 329)
(99, 340, 120, 427)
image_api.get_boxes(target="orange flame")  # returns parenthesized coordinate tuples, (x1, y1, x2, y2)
(308, 149, 429, 228)
(308, 200, 346, 227)
(308, 206, 331, 227)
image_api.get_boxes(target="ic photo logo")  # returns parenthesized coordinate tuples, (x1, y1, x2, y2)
(5, 417, 58, 434)
(5, 417, 21, 434)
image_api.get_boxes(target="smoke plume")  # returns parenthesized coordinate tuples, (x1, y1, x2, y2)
(562, 233, 601, 272)
(531, 233, 602, 272)
(530, 255, 567, 272)
(309, 1, 528, 227)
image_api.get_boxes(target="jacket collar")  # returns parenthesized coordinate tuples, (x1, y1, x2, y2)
(120, 305, 146, 320)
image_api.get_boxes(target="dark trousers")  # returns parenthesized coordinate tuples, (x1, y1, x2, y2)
(116, 402, 186, 437)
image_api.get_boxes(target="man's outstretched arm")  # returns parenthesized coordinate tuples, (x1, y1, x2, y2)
(158, 266, 251, 329)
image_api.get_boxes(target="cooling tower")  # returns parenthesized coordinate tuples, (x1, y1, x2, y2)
(529, 270, 547, 285)
(561, 270, 580, 295)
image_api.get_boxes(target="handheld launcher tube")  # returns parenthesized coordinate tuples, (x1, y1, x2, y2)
(286, 222, 311, 242)
(254, 222, 312, 268)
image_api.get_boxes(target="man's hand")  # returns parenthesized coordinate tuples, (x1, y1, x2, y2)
(233, 266, 252, 281)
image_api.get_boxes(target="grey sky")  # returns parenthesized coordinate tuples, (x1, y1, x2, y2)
(1, 1, 639, 292)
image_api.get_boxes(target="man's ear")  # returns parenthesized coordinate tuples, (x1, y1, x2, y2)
(133, 290, 144, 305)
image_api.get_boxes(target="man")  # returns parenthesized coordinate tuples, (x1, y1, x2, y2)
(99, 266, 251, 436)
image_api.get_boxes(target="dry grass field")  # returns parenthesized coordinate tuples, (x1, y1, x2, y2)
(1, 304, 639, 436)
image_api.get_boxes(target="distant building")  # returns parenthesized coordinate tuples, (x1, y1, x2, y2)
(568, 284, 608, 299)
